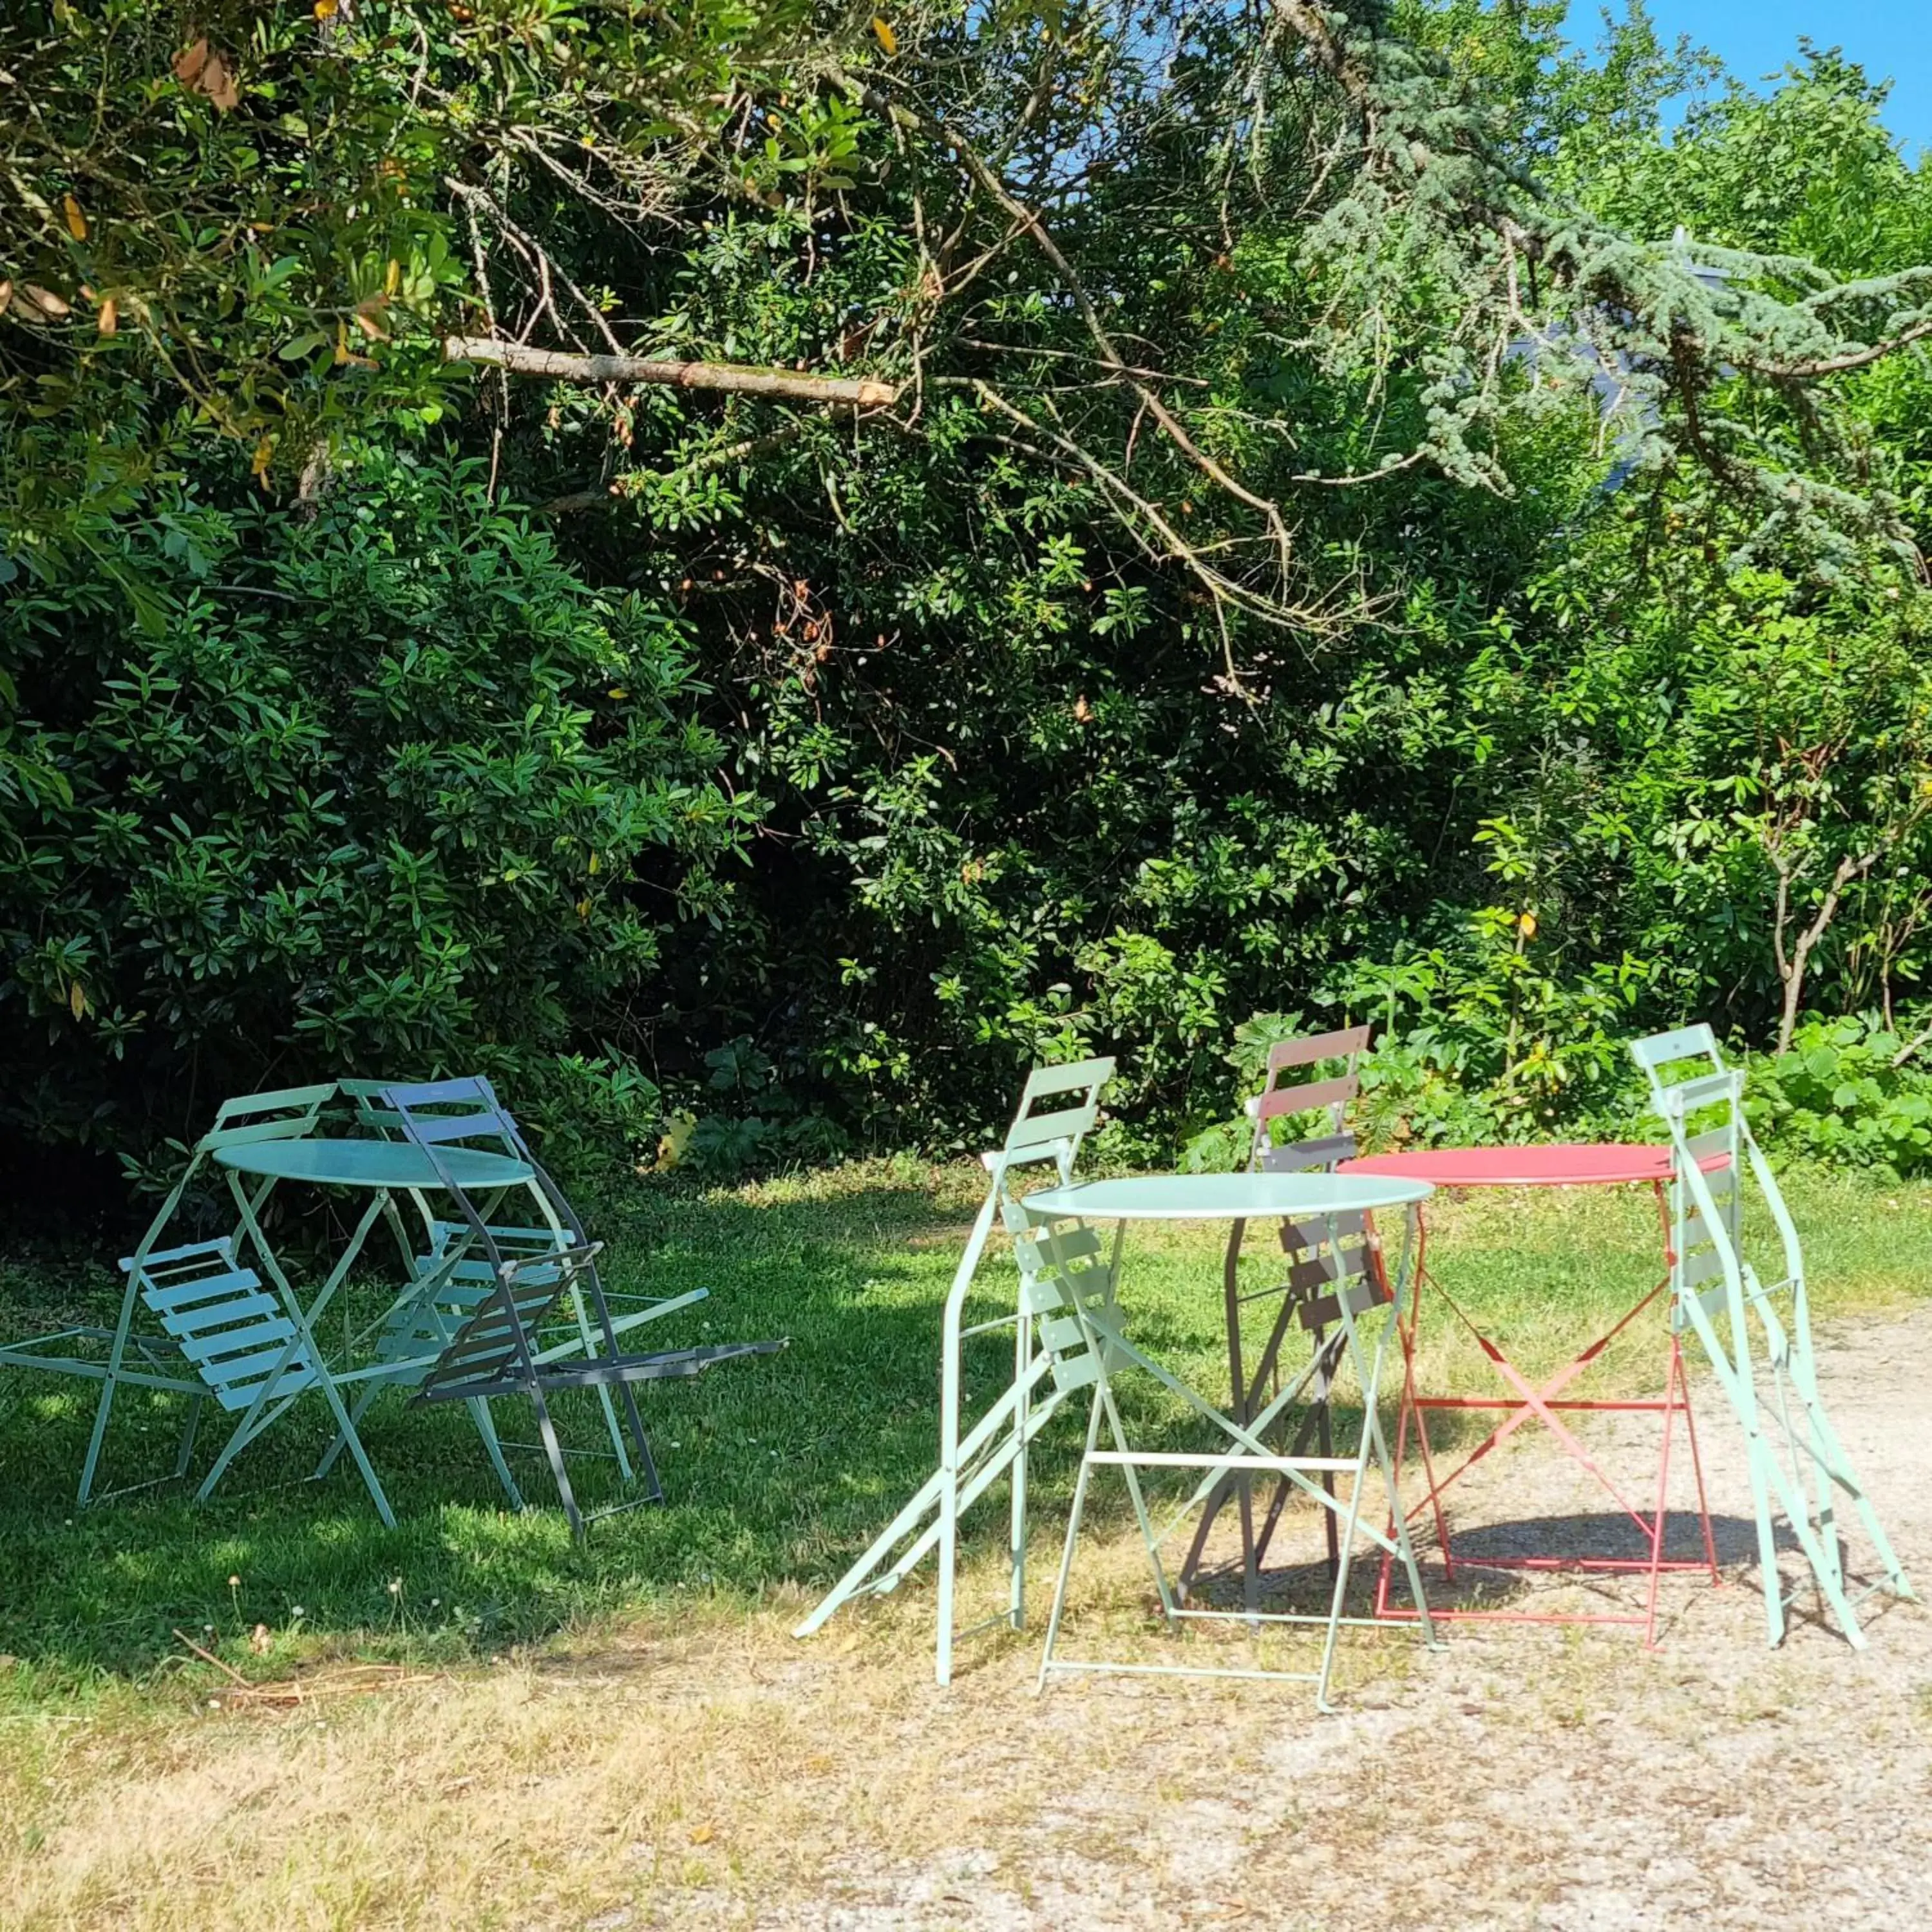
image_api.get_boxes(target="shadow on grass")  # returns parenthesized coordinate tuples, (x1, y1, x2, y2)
(0, 1175, 1235, 1692)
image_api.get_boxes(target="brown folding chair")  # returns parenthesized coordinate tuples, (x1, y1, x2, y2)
(1181, 1027, 1378, 1605)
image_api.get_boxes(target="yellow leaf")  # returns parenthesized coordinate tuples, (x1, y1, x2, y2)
(97, 296, 118, 336)
(68, 981, 86, 1021)
(314, 0, 339, 16)
(605, 687, 629, 701)
(250, 437, 274, 480)
(1518, 911, 1538, 939)
(334, 319, 349, 364)
(62, 193, 88, 241)
(656, 1111, 697, 1170)
(587, 851, 601, 875)
(871, 14, 897, 53)
(384, 257, 401, 296)
(575, 898, 592, 919)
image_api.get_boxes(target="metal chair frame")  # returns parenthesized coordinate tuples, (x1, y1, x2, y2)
(1633, 1024, 1913, 1647)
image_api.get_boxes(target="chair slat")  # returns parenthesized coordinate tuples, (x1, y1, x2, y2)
(1264, 1027, 1369, 1074)
(117, 1236, 234, 1273)
(144, 1269, 261, 1314)
(1257, 1132, 1356, 1175)
(213, 1364, 319, 1413)
(176, 1320, 298, 1368)
(157, 1292, 280, 1338)
(1256, 1075, 1354, 1123)
(1298, 1276, 1388, 1331)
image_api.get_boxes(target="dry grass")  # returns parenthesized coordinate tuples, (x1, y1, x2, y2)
(0, 1571, 1260, 1929)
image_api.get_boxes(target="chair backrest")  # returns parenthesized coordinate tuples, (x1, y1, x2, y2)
(1632, 1023, 1803, 1327)
(196, 1083, 338, 1155)
(121, 1237, 319, 1413)
(368, 1217, 578, 1383)
(1280, 1206, 1388, 1334)
(1013, 1211, 1126, 1396)
(414, 1243, 603, 1405)
(383, 1075, 585, 1230)
(1247, 1027, 1368, 1174)
(997, 1057, 1116, 1170)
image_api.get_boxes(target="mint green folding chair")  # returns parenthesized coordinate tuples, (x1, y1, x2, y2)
(0, 1083, 339, 1506)
(793, 1057, 1117, 1685)
(117, 1231, 402, 1524)
(1633, 1024, 1914, 1646)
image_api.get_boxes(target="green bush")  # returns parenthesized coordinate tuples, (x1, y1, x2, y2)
(1747, 1016, 1932, 1175)
(0, 445, 755, 1186)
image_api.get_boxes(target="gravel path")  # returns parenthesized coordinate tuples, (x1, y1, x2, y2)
(764, 1304, 1931, 1932)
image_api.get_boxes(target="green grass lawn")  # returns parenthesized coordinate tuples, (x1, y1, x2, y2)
(1, 1159, 1927, 1714)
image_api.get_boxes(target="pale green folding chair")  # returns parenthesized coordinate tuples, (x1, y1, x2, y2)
(0, 1083, 339, 1506)
(793, 1057, 1117, 1684)
(1633, 1024, 1914, 1646)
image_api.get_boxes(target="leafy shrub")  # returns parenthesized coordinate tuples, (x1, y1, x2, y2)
(1747, 1015, 1932, 1175)
(0, 445, 754, 1188)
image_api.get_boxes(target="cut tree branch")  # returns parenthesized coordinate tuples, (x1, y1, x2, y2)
(444, 337, 898, 408)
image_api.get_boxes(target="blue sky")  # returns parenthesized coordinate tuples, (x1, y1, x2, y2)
(1564, 1, 1930, 151)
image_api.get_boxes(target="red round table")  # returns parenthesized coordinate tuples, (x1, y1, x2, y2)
(1337, 1142, 1721, 1642)
(1344, 1143, 1680, 1189)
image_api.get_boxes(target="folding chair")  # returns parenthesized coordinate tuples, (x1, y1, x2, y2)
(120, 1233, 402, 1524)
(0, 1083, 337, 1506)
(792, 1057, 1117, 1685)
(1182, 1027, 1369, 1600)
(1633, 1024, 1915, 1645)
(381, 1076, 785, 1533)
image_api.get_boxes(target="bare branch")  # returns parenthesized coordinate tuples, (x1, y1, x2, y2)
(445, 337, 899, 408)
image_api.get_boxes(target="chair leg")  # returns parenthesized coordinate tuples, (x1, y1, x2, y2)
(468, 1396, 526, 1511)
(77, 1374, 120, 1508)
(613, 1379, 663, 1503)
(308, 1371, 398, 1530)
(1037, 1383, 1106, 1690)
(315, 1379, 384, 1479)
(171, 1394, 207, 1479)
(529, 1380, 584, 1538)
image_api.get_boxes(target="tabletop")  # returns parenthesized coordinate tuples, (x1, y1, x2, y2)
(1023, 1171, 1431, 1222)
(213, 1139, 535, 1190)
(1341, 1142, 1696, 1189)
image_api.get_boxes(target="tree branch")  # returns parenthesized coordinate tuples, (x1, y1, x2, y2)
(444, 337, 898, 408)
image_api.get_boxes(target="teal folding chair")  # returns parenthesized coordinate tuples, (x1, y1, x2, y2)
(1633, 1024, 1914, 1646)
(117, 1232, 401, 1524)
(0, 1083, 337, 1506)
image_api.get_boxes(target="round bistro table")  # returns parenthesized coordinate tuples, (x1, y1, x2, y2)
(1016, 1170, 1441, 1709)
(1338, 1143, 1722, 1642)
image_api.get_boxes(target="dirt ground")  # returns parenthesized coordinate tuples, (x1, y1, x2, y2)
(759, 1304, 1932, 1932)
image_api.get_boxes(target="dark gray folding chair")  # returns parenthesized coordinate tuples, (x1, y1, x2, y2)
(381, 1076, 785, 1534)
